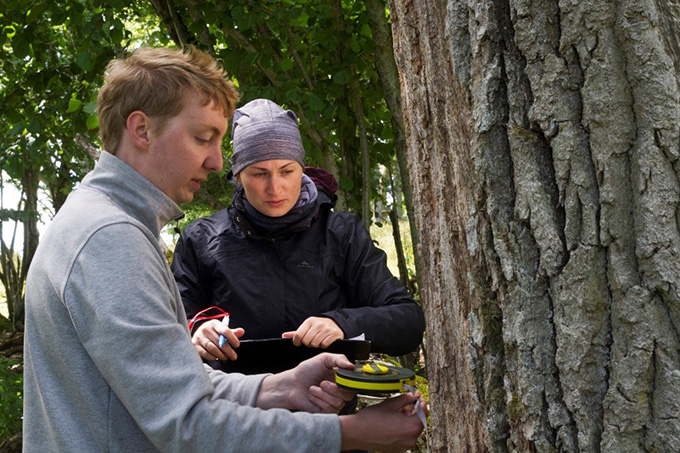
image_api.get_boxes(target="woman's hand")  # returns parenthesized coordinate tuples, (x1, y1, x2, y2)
(191, 319, 245, 361)
(282, 316, 345, 348)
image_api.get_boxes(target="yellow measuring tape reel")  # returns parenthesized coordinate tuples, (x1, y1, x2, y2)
(335, 361, 416, 394)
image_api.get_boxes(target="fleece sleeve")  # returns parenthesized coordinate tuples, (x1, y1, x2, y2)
(65, 222, 341, 452)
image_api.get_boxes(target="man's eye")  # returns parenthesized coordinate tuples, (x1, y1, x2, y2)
(196, 137, 210, 144)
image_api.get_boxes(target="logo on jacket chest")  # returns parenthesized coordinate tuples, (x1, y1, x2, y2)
(296, 260, 315, 269)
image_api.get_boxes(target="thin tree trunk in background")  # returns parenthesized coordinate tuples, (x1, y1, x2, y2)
(388, 165, 409, 288)
(389, 0, 680, 451)
(331, 0, 358, 213)
(350, 75, 372, 227)
(388, 164, 421, 372)
(0, 165, 40, 332)
(365, 0, 423, 288)
(20, 167, 39, 279)
(15, 166, 40, 331)
(149, 0, 193, 46)
(0, 181, 20, 327)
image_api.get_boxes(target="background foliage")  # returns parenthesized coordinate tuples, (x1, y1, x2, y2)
(1, 0, 416, 329)
(0, 356, 22, 442)
(0, 0, 420, 448)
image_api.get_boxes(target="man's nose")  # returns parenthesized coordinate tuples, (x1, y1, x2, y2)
(205, 146, 223, 173)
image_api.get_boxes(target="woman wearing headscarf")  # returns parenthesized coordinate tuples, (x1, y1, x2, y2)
(171, 99, 425, 364)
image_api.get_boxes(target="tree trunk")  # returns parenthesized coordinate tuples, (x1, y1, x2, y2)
(365, 0, 424, 287)
(15, 166, 40, 331)
(388, 164, 409, 288)
(0, 165, 39, 332)
(350, 75, 372, 227)
(20, 166, 39, 282)
(389, 0, 680, 451)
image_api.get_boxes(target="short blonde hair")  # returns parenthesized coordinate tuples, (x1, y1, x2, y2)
(97, 46, 239, 153)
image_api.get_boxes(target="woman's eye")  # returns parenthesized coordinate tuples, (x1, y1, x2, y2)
(196, 137, 210, 144)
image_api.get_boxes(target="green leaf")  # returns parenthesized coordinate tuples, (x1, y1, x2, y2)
(106, 0, 126, 9)
(83, 101, 98, 115)
(307, 93, 324, 112)
(67, 98, 82, 113)
(339, 177, 354, 191)
(332, 69, 351, 85)
(76, 52, 92, 72)
(280, 58, 294, 72)
(27, 118, 41, 134)
(286, 88, 302, 103)
(8, 123, 24, 136)
(12, 35, 32, 58)
(86, 115, 99, 130)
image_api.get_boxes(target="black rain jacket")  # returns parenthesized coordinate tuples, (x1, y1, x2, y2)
(171, 190, 425, 356)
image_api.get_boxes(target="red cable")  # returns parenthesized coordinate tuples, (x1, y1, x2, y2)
(188, 306, 229, 332)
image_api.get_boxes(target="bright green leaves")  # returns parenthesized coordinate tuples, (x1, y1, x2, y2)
(0, 0, 156, 211)
(67, 98, 82, 113)
(2, 0, 405, 224)
(86, 114, 99, 131)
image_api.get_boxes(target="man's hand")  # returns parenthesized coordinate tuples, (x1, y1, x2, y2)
(257, 353, 356, 413)
(282, 317, 344, 348)
(339, 392, 427, 452)
(191, 319, 245, 361)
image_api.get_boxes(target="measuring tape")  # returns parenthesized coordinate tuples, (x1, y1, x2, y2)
(336, 361, 429, 443)
(335, 361, 416, 394)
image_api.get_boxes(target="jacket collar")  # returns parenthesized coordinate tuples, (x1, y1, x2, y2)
(82, 151, 184, 239)
(231, 190, 334, 240)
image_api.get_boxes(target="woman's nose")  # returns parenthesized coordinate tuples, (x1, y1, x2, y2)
(267, 175, 282, 194)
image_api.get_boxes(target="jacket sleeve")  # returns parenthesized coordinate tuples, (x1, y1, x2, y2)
(171, 227, 213, 330)
(68, 223, 341, 452)
(322, 214, 425, 356)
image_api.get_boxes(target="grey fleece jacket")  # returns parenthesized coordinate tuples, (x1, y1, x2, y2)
(22, 151, 341, 452)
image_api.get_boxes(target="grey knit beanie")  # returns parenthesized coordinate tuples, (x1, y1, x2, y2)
(230, 99, 305, 176)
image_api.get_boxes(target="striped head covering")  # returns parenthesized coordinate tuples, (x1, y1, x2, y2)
(230, 99, 305, 176)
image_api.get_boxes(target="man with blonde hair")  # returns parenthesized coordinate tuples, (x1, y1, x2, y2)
(22, 46, 425, 452)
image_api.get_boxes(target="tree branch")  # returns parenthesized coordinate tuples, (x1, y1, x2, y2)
(75, 133, 100, 160)
(149, 0, 194, 47)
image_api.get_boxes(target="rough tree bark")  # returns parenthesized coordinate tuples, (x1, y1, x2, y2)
(389, 0, 680, 451)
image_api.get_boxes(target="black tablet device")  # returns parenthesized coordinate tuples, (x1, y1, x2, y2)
(215, 338, 371, 374)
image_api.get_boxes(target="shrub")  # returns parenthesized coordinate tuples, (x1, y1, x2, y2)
(0, 356, 22, 443)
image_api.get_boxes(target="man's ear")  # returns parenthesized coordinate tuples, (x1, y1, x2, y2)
(126, 111, 151, 151)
